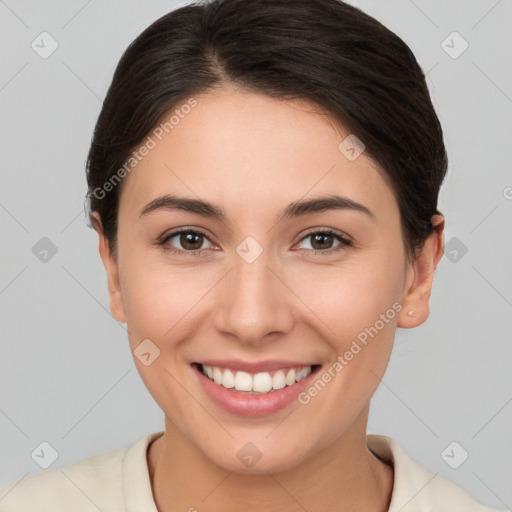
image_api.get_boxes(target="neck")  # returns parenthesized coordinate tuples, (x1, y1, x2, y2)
(148, 407, 393, 512)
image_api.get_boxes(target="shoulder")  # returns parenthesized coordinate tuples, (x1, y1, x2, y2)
(367, 434, 507, 512)
(0, 447, 126, 512)
(0, 432, 160, 512)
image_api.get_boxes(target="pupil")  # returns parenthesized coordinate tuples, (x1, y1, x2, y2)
(312, 233, 332, 250)
(182, 233, 202, 250)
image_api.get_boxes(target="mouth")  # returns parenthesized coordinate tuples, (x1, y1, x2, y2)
(190, 360, 322, 417)
(192, 362, 321, 394)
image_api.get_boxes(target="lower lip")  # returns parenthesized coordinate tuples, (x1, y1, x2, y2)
(192, 363, 321, 418)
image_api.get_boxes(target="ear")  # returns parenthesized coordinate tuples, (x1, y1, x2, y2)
(91, 212, 126, 324)
(397, 214, 445, 328)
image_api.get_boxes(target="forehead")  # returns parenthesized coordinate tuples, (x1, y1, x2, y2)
(119, 87, 399, 223)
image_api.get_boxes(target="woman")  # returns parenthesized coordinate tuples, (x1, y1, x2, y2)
(0, 0, 504, 510)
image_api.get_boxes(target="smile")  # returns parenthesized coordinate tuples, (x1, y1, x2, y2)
(191, 361, 321, 417)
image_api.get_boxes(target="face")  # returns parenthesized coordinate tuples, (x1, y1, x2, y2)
(95, 85, 442, 473)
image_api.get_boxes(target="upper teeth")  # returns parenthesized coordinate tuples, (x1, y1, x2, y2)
(201, 365, 313, 393)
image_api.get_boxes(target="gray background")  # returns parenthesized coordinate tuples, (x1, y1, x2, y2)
(1, 0, 511, 508)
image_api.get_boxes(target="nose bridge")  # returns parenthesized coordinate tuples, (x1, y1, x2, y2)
(213, 245, 293, 342)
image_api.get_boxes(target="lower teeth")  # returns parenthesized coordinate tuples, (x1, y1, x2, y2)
(234, 389, 276, 394)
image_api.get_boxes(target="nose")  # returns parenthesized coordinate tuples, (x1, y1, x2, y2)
(212, 249, 295, 345)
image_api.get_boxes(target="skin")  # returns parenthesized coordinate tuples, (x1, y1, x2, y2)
(92, 84, 444, 512)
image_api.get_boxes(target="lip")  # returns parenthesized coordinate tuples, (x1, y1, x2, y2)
(191, 362, 321, 418)
(195, 358, 318, 374)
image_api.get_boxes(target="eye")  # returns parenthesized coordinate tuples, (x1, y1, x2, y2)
(295, 229, 352, 255)
(159, 228, 215, 256)
(158, 227, 352, 257)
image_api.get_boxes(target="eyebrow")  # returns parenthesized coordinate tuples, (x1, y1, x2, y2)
(139, 194, 375, 222)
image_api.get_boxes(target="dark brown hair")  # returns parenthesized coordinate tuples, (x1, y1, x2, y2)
(86, 0, 447, 260)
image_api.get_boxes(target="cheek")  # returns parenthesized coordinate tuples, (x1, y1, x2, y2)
(291, 258, 403, 408)
(117, 257, 199, 409)
(293, 266, 400, 417)
(297, 259, 403, 341)
(119, 253, 214, 350)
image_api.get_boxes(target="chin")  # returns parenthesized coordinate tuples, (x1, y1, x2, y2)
(198, 436, 314, 475)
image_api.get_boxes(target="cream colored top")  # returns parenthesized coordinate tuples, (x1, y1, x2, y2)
(0, 432, 504, 511)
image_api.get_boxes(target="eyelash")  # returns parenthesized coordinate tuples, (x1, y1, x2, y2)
(158, 228, 353, 257)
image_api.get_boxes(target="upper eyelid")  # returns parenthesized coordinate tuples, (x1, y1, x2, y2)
(295, 227, 352, 247)
(300, 227, 350, 239)
(162, 227, 215, 246)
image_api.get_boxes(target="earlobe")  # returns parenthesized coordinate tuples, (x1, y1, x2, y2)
(397, 214, 445, 329)
(91, 213, 127, 324)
